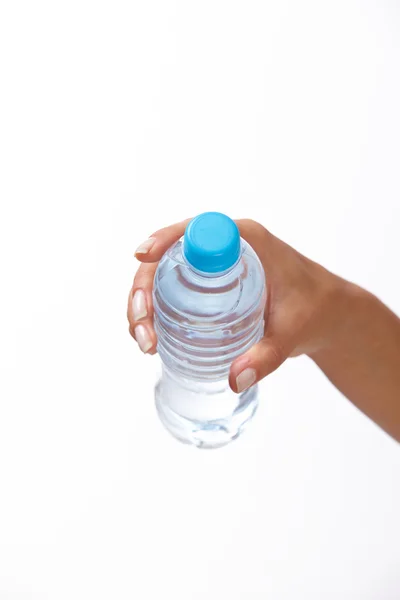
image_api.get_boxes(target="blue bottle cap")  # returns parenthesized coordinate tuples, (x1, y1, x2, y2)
(183, 212, 240, 273)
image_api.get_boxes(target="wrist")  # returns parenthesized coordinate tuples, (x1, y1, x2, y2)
(308, 275, 369, 361)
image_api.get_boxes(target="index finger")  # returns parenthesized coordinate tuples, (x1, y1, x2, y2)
(134, 218, 191, 263)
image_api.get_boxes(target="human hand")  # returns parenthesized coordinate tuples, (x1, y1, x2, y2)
(127, 218, 344, 393)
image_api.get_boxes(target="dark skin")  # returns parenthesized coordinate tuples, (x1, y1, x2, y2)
(128, 219, 400, 443)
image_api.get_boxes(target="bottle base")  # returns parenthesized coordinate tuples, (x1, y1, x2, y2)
(155, 377, 259, 449)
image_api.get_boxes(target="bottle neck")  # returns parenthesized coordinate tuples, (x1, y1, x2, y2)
(182, 242, 243, 279)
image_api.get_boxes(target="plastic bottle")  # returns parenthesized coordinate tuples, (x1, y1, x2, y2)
(153, 212, 266, 448)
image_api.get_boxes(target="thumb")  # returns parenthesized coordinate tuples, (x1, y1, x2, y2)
(229, 336, 290, 393)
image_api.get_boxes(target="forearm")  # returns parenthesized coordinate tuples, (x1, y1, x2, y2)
(310, 283, 400, 441)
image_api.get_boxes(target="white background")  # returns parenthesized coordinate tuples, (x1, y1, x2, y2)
(0, 1, 399, 598)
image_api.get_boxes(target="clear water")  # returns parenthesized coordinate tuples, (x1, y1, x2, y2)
(153, 239, 266, 448)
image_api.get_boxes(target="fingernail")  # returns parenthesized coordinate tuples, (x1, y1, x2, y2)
(132, 289, 147, 321)
(135, 324, 152, 353)
(135, 237, 156, 255)
(236, 368, 257, 393)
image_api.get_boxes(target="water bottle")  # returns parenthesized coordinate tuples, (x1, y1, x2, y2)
(153, 212, 266, 448)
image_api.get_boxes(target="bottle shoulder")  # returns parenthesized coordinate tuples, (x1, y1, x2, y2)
(153, 239, 266, 328)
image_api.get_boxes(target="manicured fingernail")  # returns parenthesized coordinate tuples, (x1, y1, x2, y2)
(135, 237, 156, 255)
(132, 289, 147, 321)
(236, 368, 257, 393)
(135, 324, 152, 353)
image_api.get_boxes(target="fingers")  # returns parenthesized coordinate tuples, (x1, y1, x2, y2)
(229, 335, 290, 393)
(127, 261, 158, 354)
(129, 217, 191, 354)
(134, 218, 191, 263)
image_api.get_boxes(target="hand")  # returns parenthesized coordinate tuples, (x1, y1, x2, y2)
(127, 218, 344, 393)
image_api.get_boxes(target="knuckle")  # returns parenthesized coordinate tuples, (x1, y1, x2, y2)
(239, 218, 268, 235)
(239, 218, 258, 230)
(265, 341, 285, 370)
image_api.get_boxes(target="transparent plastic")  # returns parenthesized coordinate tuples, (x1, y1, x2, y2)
(153, 238, 266, 448)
